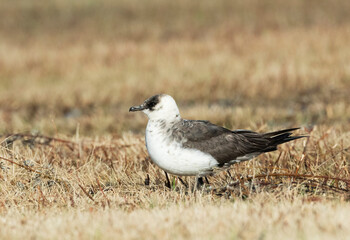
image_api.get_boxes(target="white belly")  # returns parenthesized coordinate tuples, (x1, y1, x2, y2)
(145, 122, 218, 176)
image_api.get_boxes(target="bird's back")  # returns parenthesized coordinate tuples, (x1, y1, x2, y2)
(172, 120, 304, 166)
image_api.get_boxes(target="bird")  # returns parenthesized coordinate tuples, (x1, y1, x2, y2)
(129, 94, 305, 188)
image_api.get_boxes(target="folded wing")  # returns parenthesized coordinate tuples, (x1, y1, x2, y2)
(172, 120, 304, 165)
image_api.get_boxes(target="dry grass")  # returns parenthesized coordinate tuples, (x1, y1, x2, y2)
(2, 199, 350, 240)
(1, 0, 350, 135)
(0, 127, 349, 239)
(0, 0, 350, 239)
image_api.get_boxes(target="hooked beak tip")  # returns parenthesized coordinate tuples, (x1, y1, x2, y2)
(129, 105, 144, 112)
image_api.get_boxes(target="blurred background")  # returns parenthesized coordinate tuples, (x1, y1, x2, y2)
(1, 0, 349, 136)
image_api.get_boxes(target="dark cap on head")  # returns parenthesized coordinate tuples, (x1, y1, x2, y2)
(129, 94, 161, 112)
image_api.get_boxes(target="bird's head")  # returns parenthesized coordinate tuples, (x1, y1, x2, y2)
(129, 94, 181, 121)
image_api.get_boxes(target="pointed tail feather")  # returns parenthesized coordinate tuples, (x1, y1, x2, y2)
(263, 127, 300, 138)
(262, 129, 307, 152)
(273, 135, 307, 145)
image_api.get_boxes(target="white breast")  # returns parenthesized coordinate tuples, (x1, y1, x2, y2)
(145, 121, 219, 176)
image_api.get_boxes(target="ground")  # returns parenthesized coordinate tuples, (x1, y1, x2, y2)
(0, 0, 350, 239)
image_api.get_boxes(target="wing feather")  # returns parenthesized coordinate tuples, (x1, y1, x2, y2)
(172, 120, 303, 165)
(172, 120, 268, 164)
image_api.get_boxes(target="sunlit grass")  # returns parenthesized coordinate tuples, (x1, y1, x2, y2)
(0, 0, 350, 239)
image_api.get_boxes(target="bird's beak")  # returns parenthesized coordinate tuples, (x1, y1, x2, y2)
(129, 104, 147, 112)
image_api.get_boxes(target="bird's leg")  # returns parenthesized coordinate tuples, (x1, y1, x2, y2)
(178, 177, 188, 188)
(205, 176, 210, 185)
(193, 176, 205, 192)
(164, 171, 171, 189)
(197, 177, 204, 186)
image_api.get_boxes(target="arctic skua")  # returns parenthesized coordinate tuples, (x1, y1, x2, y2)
(129, 94, 305, 184)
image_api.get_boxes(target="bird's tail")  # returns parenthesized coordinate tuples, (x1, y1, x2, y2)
(263, 128, 307, 152)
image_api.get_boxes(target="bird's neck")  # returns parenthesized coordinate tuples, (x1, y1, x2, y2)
(146, 115, 181, 135)
(148, 115, 181, 127)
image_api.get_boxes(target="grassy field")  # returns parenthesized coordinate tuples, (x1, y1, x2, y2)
(0, 0, 350, 239)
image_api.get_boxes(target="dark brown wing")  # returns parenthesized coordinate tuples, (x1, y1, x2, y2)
(172, 120, 304, 165)
(172, 120, 231, 142)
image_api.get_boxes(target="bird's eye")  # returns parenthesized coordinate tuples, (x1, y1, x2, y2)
(146, 95, 160, 110)
(147, 100, 157, 110)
